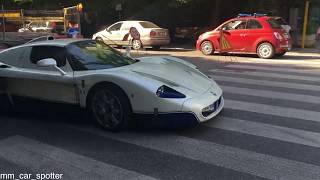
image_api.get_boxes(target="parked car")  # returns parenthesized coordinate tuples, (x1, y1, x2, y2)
(92, 21, 170, 50)
(0, 39, 223, 131)
(18, 21, 64, 34)
(196, 14, 292, 59)
(18, 21, 52, 33)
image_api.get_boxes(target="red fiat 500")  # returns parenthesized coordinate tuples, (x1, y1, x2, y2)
(196, 15, 292, 59)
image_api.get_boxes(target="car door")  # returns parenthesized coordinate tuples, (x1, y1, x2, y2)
(0, 47, 26, 97)
(119, 22, 133, 45)
(243, 19, 264, 52)
(104, 22, 123, 45)
(221, 19, 247, 52)
(8, 45, 78, 104)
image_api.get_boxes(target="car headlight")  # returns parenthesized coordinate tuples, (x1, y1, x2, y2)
(156, 85, 186, 98)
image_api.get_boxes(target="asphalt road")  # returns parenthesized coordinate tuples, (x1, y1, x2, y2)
(1, 48, 320, 180)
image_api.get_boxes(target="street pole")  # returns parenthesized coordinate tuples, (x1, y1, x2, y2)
(2, 4, 5, 41)
(21, 9, 25, 29)
(301, 0, 310, 48)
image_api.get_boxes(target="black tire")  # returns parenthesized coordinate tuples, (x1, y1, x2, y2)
(0, 94, 12, 113)
(132, 39, 142, 50)
(200, 41, 214, 55)
(88, 84, 131, 131)
(152, 46, 161, 50)
(95, 37, 103, 42)
(257, 42, 275, 59)
(276, 51, 286, 57)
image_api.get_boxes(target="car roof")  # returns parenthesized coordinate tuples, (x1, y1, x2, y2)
(118, 20, 152, 23)
(236, 16, 270, 21)
(22, 38, 91, 47)
(0, 39, 91, 53)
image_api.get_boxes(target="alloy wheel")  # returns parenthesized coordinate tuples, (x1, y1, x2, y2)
(91, 89, 123, 130)
(201, 41, 214, 55)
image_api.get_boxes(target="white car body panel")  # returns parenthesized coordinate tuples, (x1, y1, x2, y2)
(0, 39, 223, 123)
(92, 21, 170, 47)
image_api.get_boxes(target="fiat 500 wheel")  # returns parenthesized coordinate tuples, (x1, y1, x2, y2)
(90, 85, 131, 131)
(200, 41, 214, 55)
(276, 51, 286, 57)
(257, 42, 275, 59)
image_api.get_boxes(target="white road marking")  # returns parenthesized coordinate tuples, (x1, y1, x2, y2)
(224, 64, 320, 75)
(211, 75, 320, 92)
(225, 100, 320, 122)
(210, 69, 320, 82)
(0, 136, 157, 180)
(206, 117, 320, 148)
(220, 85, 320, 104)
(72, 125, 320, 180)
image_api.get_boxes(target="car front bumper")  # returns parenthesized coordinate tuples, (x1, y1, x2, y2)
(182, 85, 224, 123)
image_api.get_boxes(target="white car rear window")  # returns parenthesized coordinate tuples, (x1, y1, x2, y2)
(139, 22, 159, 28)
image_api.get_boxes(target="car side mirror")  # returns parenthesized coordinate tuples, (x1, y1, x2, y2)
(36, 58, 66, 76)
(37, 58, 57, 67)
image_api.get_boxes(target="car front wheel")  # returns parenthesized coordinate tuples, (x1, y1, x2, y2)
(89, 85, 131, 131)
(95, 37, 104, 43)
(200, 41, 214, 55)
(257, 42, 275, 59)
(132, 39, 142, 50)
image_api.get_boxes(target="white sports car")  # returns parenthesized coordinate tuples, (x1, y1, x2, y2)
(0, 39, 223, 131)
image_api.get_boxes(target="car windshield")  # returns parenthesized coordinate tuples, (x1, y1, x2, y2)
(267, 18, 282, 29)
(139, 21, 160, 28)
(67, 40, 137, 70)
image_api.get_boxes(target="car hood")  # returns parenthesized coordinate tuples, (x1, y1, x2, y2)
(125, 56, 217, 97)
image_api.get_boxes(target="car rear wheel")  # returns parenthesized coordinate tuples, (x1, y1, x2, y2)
(276, 51, 286, 57)
(0, 94, 12, 113)
(257, 42, 275, 59)
(200, 41, 214, 55)
(89, 85, 131, 131)
(132, 39, 142, 50)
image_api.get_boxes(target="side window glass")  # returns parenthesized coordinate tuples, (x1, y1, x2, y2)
(0, 47, 27, 67)
(109, 23, 122, 31)
(121, 23, 131, 31)
(24, 46, 71, 72)
(247, 20, 263, 29)
(223, 20, 247, 30)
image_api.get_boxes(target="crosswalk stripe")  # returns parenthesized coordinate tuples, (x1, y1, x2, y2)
(221, 85, 320, 104)
(72, 125, 320, 180)
(210, 69, 320, 82)
(225, 100, 320, 123)
(0, 136, 157, 180)
(212, 75, 320, 92)
(224, 64, 320, 75)
(233, 57, 320, 67)
(205, 117, 320, 148)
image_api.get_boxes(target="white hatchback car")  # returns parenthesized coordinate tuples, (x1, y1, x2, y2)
(92, 21, 170, 50)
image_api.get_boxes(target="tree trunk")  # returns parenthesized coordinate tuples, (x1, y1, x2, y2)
(209, 0, 222, 27)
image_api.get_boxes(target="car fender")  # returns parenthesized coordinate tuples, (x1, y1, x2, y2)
(253, 36, 277, 52)
(75, 70, 186, 113)
(197, 32, 219, 51)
